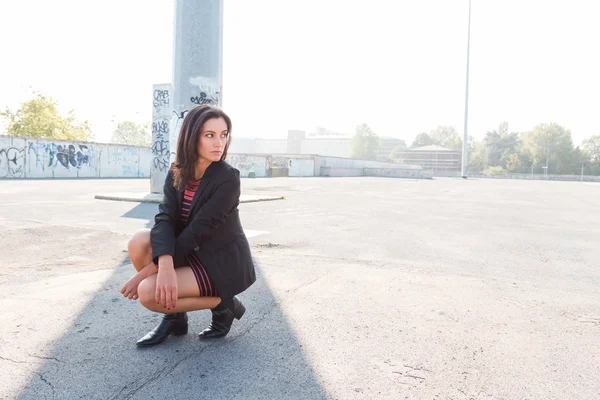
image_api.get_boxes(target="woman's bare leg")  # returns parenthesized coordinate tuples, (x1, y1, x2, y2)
(127, 228, 153, 272)
(138, 266, 221, 313)
(121, 229, 156, 300)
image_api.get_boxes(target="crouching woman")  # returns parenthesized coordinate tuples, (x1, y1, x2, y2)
(120, 105, 256, 346)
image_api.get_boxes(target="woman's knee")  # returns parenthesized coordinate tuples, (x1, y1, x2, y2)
(138, 277, 157, 310)
(128, 229, 151, 256)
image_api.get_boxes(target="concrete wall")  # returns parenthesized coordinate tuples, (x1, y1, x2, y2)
(226, 153, 427, 179)
(320, 167, 429, 179)
(1, 136, 427, 180)
(471, 173, 600, 182)
(314, 155, 422, 172)
(227, 154, 269, 178)
(227, 153, 316, 178)
(1, 136, 151, 179)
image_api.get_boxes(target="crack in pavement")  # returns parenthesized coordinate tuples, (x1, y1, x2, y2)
(230, 273, 329, 343)
(28, 354, 64, 363)
(110, 342, 218, 400)
(0, 355, 29, 364)
(36, 371, 56, 396)
(230, 299, 279, 343)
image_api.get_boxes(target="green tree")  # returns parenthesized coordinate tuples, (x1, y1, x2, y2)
(0, 91, 93, 141)
(411, 132, 433, 148)
(112, 120, 151, 146)
(483, 122, 522, 169)
(350, 123, 381, 160)
(388, 142, 408, 162)
(428, 125, 462, 150)
(582, 135, 600, 174)
(521, 123, 577, 174)
(468, 137, 487, 173)
(504, 153, 523, 172)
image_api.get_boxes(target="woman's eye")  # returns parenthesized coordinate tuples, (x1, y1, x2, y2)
(206, 133, 213, 138)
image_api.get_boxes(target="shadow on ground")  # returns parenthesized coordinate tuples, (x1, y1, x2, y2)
(17, 203, 326, 399)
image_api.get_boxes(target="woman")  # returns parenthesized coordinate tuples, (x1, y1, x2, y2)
(120, 105, 256, 346)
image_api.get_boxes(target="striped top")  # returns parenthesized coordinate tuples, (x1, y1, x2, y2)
(181, 178, 201, 224)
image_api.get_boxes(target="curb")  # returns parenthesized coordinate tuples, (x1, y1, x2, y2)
(94, 193, 285, 204)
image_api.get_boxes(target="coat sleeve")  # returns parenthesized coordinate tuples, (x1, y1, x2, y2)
(150, 169, 179, 264)
(172, 169, 240, 266)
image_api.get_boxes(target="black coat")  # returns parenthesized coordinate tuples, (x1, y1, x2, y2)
(150, 160, 256, 302)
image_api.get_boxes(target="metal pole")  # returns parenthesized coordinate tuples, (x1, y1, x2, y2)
(545, 132, 549, 178)
(581, 163, 584, 182)
(461, 0, 472, 178)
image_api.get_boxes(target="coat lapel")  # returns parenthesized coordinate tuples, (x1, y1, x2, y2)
(187, 162, 216, 215)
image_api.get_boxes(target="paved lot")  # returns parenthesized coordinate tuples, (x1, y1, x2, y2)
(0, 177, 599, 399)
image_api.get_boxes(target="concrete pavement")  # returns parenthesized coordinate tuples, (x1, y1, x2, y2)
(1, 177, 599, 399)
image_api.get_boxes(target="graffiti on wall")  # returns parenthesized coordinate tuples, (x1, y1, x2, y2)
(107, 146, 140, 176)
(27, 142, 95, 171)
(0, 146, 25, 178)
(228, 154, 268, 178)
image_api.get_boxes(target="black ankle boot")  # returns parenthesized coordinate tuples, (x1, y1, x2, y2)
(198, 297, 246, 339)
(136, 312, 188, 347)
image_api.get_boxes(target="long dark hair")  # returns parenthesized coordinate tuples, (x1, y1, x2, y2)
(171, 105, 232, 190)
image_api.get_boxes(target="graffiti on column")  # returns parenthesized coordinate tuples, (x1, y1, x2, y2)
(189, 76, 221, 106)
(169, 110, 188, 164)
(152, 119, 170, 172)
(153, 89, 170, 112)
(190, 91, 219, 105)
(0, 146, 25, 178)
(151, 84, 173, 187)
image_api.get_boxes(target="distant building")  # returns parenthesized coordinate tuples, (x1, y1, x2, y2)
(377, 137, 407, 161)
(393, 145, 461, 176)
(307, 126, 348, 138)
(229, 128, 415, 163)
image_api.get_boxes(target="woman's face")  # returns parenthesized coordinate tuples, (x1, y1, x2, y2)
(197, 117, 229, 163)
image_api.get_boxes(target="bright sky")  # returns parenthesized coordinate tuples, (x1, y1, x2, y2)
(1, 0, 599, 146)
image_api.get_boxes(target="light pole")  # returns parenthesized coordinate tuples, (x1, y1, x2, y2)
(545, 132, 549, 178)
(461, 0, 472, 178)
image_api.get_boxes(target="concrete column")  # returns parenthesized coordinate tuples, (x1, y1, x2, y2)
(169, 0, 223, 165)
(151, 83, 172, 193)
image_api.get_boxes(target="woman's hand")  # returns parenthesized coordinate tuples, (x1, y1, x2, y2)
(120, 272, 144, 300)
(156, 256, 178, 310)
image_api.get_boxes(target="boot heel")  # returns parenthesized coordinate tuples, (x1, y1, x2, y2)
(172, 324, 188, 336)
(234, 303, 246, 320)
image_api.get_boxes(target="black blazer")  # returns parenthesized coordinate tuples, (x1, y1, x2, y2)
(150, 160, 256, 301)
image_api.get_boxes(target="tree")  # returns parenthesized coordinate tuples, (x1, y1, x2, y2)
(0, 91, 93, 141)
(411, 132, 433, 148)
(350, 123, 381, 160)
(582, 135, 600, 174)
(112, 120, 151, 146)
(389, 141, 408, 162)
(468, 137, 487, 173)
(428, 125, 462, 150)
(483, 122, 521, 168)
(521, 123, 577, 174)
